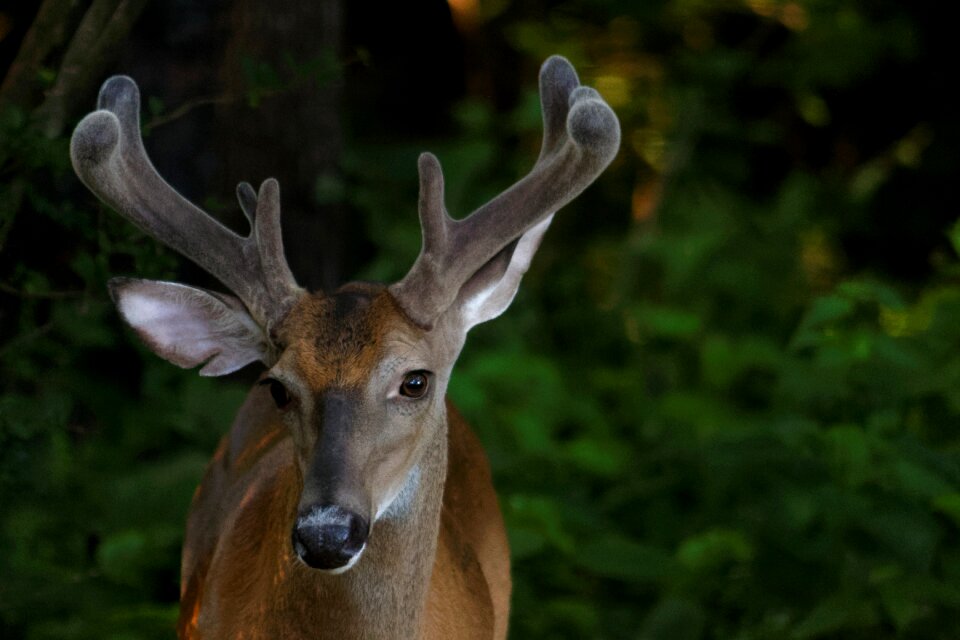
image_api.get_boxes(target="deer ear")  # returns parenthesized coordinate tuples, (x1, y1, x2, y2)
(108, 277, 272, 376)
(452, 215, 553, 330)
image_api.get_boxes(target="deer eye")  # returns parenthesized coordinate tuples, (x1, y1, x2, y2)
(399, 371, 430, 399)
(260, 377, 294, 411)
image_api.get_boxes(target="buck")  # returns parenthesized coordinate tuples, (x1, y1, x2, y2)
(70, 56, 619, 639)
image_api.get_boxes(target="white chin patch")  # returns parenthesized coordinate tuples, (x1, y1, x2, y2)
(323, 545, 366, 575)
(375, 465, 421, 521)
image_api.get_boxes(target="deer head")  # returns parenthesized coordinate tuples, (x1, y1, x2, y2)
(71, 56, 619, 572)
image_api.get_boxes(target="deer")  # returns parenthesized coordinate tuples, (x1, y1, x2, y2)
(69, 55, 619, 639)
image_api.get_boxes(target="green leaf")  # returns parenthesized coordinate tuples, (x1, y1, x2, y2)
(563, 437, 628, 477)
(823, 425, 872, 487)
(639, 597, 706, 640)
(631, 304, 702, 340)
(96, 530, 149, 586)
(504, 494, 573, 558)
(792, 593, 879, 638)
(676, 528, 752, 572)
(933, 493, 960, 528)
(791, 294, 854, 350)
(575, 534, 676, 583)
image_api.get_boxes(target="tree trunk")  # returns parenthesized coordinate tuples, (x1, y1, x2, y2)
(215, 0, 345, 291)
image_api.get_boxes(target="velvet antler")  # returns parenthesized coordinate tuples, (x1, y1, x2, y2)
(70, 76, 302, 330)
(389, 55, 620, 328)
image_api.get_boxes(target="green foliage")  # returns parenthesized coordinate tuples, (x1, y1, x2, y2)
(348, 2, 960, 638)
(240, 48, 341, 108)
(3, 1, 960, 639)
(0, 96, 243, 638)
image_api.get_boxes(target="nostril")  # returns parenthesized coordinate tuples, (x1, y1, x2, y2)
(292, 506, 369, 571)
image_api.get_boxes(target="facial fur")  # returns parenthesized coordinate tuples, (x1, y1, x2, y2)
(266, 283, 464, 533)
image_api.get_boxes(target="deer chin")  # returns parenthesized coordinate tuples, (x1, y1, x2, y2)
(313, 544, 367, 575)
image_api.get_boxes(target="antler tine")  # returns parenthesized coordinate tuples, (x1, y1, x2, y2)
(390, 55, 620, 327)
(253, 178, 299, 297)
(236, 181, 258, 225)
(70, 76, 302, 328)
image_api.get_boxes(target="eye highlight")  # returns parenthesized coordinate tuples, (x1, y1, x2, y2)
(259, 377, 294, 411)
(399, 371, 430, 399)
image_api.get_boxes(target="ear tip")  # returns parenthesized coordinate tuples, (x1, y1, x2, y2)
(108, 275, 134, 284)
(106, 276, 134, 300)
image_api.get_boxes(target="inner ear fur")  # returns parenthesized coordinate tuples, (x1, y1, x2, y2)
(109, 277, 273, 376)
(451, 215, 554, 330)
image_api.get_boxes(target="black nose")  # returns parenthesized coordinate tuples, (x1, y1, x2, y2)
(292, 505, 369, 571)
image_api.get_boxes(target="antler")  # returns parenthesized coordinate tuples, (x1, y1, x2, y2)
(389, 55, 620, 328)
(70, 76, 302, 330)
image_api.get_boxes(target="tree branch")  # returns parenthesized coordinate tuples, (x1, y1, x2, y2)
(0, 0, 79, 111)
(33, 0, 151, 138)
(143, 92, 235, 132)
(0, 281, 86, 299)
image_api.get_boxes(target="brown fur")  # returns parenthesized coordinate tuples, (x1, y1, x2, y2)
(177, 289, 511, 639)
(74, 56, 619, 640)
(179, 391, 509, 639)
(278, 283, 392, 390)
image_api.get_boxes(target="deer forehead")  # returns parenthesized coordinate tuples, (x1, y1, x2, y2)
(275, 284, 429, 389)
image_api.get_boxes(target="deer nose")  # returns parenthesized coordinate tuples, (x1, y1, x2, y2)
(292, 505, 369, 571)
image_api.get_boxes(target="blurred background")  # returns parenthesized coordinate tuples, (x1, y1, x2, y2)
(2, 0, 959, 638)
